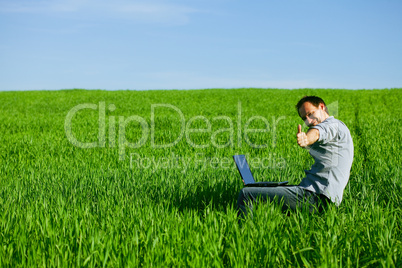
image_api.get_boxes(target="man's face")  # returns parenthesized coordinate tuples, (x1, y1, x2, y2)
(298, 102, 326, 127)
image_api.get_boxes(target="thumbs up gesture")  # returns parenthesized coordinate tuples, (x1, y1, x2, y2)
(297, 124, 309, 148)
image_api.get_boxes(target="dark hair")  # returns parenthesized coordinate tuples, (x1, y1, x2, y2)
(296, 96, 329, 116)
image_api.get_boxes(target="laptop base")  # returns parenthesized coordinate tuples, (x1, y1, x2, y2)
(245, 181, 289, 187)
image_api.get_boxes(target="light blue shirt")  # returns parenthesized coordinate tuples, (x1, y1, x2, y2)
(299, 116, 354, 205)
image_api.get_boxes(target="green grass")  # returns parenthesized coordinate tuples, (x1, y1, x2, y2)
(0, 88, 401, 267)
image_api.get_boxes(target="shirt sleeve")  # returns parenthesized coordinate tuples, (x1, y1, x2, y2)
(311, 120, 339, 145)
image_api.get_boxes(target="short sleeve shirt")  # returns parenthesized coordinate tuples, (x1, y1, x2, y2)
(299, 116, 354, 205)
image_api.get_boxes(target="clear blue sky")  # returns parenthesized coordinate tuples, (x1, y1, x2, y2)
(1, 0, 401, 91)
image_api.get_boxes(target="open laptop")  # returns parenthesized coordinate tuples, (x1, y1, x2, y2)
(233, 154, 288, 187)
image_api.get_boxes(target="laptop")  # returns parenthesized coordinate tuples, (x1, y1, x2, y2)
(233, 154, 289, 187)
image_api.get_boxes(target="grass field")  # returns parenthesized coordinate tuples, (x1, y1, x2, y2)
(0, 88, 401, 267)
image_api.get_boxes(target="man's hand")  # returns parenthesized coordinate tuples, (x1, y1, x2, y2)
(297, 124, 308, 147)
(297, 124, 319, 148)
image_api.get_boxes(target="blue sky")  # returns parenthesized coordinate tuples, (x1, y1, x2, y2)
(1, 0, 401, 91)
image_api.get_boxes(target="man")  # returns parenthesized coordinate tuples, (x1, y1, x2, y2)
(237, 96, 354, 218)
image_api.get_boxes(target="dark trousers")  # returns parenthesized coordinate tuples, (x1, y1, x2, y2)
(237, 185, 329, 219)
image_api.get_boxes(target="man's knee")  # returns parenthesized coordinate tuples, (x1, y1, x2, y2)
(237, 188, 248, 206)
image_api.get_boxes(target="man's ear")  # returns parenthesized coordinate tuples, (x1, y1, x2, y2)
(319, 103, 329, 115)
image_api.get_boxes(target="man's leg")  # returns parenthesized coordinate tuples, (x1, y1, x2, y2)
(237, 186, 325, 219)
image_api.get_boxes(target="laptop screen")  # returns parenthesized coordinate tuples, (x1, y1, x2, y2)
(233, 155, 255, 185)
